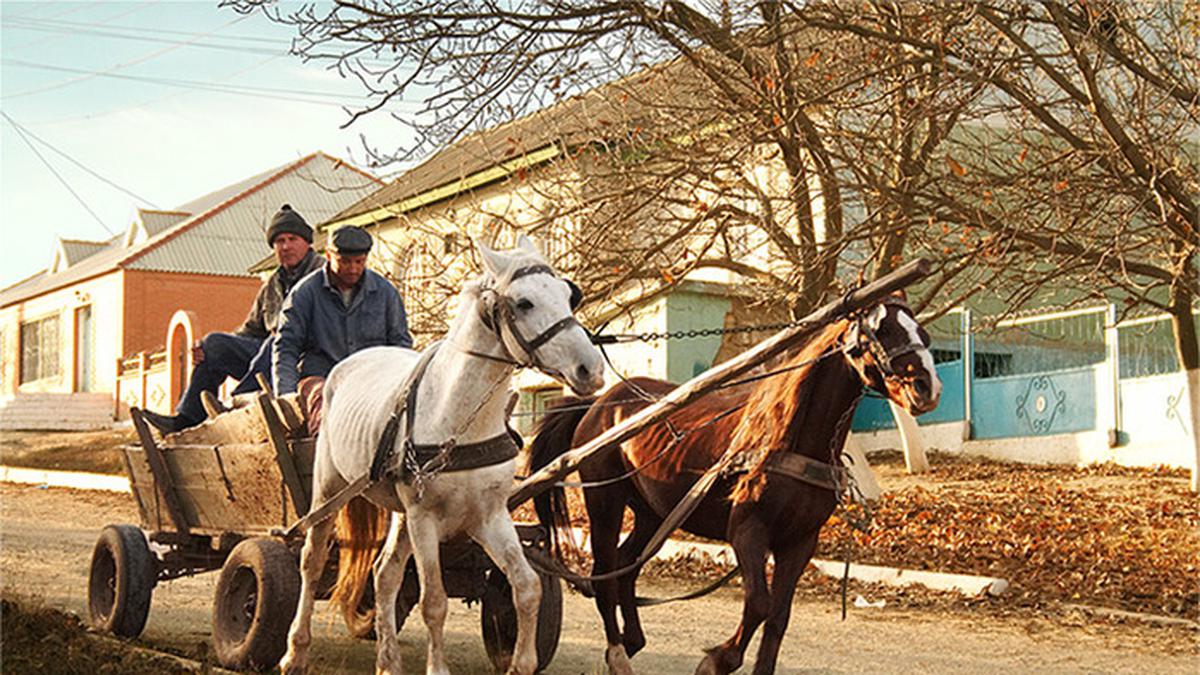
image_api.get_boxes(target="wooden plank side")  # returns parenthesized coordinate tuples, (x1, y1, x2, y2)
(257, 394, 310, 516)
(123, 447, 162, 532)
(159, 443, 288, 533)
(164, 404, 269, 446)
(131, 408, 191, 535)
(508, 259, 932, 509)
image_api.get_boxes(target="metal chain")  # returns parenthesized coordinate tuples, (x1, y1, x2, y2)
(594, 318, 810, 344)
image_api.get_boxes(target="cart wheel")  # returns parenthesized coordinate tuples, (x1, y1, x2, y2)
(345, 566, 420, 640)
(212, 538, 300, 671)
(87, 524, 155, 638)
(480, 567, 562, 673)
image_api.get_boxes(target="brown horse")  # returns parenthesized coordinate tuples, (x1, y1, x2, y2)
(529, 297, 941, 675)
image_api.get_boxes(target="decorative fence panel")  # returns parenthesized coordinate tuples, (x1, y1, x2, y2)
(970, 365, 1100, 439)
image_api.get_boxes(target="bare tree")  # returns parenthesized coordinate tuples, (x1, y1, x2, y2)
(802, 0, 1199, 486)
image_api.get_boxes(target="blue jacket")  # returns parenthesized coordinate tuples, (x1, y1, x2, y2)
(272, 264, 413, 394)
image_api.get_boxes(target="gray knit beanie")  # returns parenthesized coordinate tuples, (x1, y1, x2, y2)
(266, 204, 313, 245)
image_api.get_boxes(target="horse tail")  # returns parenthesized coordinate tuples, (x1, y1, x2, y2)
(528, 396, 595, 560)
(329, 495, 389, 635)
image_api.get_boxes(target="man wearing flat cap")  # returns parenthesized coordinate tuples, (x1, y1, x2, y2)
(273, 224, 413, 434)
(142, 204, 324, 434)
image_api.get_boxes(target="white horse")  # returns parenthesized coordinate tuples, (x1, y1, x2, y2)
(281, 236, 605, 675)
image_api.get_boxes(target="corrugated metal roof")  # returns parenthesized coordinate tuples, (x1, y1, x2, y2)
(128, 155, 381, 275)
(1, 153, 382, 307)
(334, 58, 710, 222)
(59, 239, 109, 266)
(138, 209, 190, 236)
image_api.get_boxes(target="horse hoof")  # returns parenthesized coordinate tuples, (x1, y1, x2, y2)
(605, 644, 634, 675)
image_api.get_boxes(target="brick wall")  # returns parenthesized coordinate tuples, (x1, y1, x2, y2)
(122, 270, 260, 356)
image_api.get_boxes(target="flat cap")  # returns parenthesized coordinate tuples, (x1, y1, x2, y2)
(329, 226, 373, 255)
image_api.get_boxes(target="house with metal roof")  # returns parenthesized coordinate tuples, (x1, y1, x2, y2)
(0, 152, 382, 429)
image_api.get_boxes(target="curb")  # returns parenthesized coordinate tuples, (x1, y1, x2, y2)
(4, 467, 1011, 598)
(0, 465, 129, 493)
(570, 528, 1010, 597)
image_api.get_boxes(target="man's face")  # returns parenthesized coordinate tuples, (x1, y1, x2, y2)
(328, 251, 368, 289)
(272, 233, 311, 269)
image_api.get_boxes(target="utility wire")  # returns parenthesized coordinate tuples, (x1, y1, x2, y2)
(4, 19, 285, 56)
(6, 13, 279, 44)
(1, 112, 159, 207)
(2, 13, 251, 100)
(1, 59, 414, 109)
(1, 111, 116, 237)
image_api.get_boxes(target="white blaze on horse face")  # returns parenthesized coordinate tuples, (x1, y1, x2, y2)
(895, 309, 942, 402)
(508, 273, 604, 395)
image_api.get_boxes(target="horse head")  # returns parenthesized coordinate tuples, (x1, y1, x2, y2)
(474, 235, 605, 396)
(841, 294, 942, 415)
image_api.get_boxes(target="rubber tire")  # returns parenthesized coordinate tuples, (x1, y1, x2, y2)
(480, 568, 563, 673)
(345, 566, 420, 640)
(87, 524, 155, 638)
(212, 538, 300, 671)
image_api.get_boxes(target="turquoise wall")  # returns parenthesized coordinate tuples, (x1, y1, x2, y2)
(665, 291, 731, 384)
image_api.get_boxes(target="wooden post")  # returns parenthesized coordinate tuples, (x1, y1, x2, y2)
(130, 408, 190, 535)
(509, 259, 932, 509)
(257, 393, 311, 516)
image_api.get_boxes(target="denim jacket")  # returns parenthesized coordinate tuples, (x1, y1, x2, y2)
(272, 264, 413, 395)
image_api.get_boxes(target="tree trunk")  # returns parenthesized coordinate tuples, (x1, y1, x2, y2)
(1167, 253, 1199, 492)
(888, 399, 930, 473)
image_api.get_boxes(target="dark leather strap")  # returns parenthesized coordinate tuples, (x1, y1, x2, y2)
(404, 433, 519, 475)
(369, 342, 442, 481)
(763, 452, 846, 491)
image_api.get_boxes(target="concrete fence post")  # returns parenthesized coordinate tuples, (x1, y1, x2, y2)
(962, 308, 974, 441)
(1104, 304, 1122, 447)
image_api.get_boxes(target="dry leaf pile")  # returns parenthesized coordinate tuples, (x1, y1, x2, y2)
(819, 458, 1199, 619)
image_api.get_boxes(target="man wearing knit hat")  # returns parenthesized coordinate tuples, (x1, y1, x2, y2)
(142, 204, 325, 435)
(273, 225, 412, 434)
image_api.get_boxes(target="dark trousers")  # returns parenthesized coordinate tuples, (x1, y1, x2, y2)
(174, 333, 274, 423)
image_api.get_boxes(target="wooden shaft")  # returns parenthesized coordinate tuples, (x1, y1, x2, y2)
(508, 258, 931, 509)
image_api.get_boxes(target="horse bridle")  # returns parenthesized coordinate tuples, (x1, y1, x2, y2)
(474, 264, 585, 374)
(841, 297, 926, 382)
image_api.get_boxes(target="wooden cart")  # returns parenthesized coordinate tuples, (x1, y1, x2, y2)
(85, 394, 562, 672)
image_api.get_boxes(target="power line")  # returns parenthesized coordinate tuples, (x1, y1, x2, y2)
(1, 58, 418, 110)
(1, 111, 117, 237)
(1, 112, 159, 207)
(5, 13, 281, 45)
(4, 18, 285, 57)
(2, 13, 253, 100)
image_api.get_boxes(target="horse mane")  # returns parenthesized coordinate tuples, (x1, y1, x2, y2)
(728, 319, 849, 503)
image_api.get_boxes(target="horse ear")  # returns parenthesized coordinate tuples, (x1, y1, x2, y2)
(516, 233, 538, 254)
(474, 238, 507, 277)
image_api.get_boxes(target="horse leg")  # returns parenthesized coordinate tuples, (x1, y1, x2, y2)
(407, 511, 450, 675)
(280, 516, 335, 674)
(751, 533, 818, 675)
(695, 518, 771, 675)
(469, 509, 542, 675)
(374, 510, 412, 675)
(585, 487, 634, 675)
(614, 505, 660, 658)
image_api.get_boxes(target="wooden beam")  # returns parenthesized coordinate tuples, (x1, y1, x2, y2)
(508, 259, 932, 509)
(257, 393, 311, 517)
(130, 408, 190, 536)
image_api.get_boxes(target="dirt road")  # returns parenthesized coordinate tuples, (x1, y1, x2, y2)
(1, 482, 1194, 674)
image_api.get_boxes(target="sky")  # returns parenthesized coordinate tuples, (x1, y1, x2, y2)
(0, 1, 416, 289)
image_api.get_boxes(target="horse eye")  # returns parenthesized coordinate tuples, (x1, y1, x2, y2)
(516, 299, 534, 312)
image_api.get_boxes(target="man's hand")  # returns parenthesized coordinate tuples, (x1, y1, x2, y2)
(191, 341, 205, 364)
